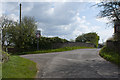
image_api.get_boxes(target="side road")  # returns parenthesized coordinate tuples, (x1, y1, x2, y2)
(21, 49, 120, 78)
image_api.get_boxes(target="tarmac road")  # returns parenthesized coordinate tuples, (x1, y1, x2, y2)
(21, 49, 120, 78)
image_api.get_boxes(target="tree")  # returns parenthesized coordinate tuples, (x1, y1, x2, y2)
(96, 1, 120, 41)
(75, 34, 87, 43)
(70, 39, 75, 42)
(15, 16, 37, 50)
(0, 15, 15, 49)
(75, 32, 99, 47)
(97, 1, 120, 23)
(18, 16, 37, 49)
(1, 16, 37, 51)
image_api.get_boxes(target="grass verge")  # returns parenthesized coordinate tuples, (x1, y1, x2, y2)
(17, 46, 94, 55)
(99, 46, 120, 66)
(2, 56, 37, 78)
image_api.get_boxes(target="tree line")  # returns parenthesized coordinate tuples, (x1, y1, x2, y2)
(0, 16, 69, 52)
(0, 15, 100, 53)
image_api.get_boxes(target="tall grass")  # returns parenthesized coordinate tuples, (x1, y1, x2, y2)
(99, 46, 120, 66)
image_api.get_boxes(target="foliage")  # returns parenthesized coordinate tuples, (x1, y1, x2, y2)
(1, 15, 69, 52)
(2, 51, 10, 63)
(70, 39, 75, 42)
(99, 46, 120, 66)
(0, 15, 15, 47)
(2, 56, 37, 78)
(16, 46, 94, 55)
(75, 32, 99, 47)
(31, 36, 69, 50)
(11, 16, 37, 49)
(96, 1, 120, 23)
(96, 1, 120, 42)
(1, 16, 37, 51)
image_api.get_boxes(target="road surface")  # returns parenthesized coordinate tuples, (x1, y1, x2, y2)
(21, 49, 119, 78)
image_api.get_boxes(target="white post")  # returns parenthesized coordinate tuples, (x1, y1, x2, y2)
(0, 26, 2, 80)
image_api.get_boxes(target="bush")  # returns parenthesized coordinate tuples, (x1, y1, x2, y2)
(7, 36, 69, 54)
(31, 36, 69, 50)
(2, 51, 10, 63)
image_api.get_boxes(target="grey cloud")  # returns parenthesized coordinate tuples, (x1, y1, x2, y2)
(3, 2, 96, 40)
(22, 2, 86, 25)
(3, 2, 19, 15)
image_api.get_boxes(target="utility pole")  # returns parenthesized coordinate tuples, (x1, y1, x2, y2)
(19, 3, 22, 49)
(20, 3, 22, 25)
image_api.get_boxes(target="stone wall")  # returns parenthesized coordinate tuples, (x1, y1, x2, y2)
(106, 40, 114, 48)
(51, 42, 95, 49)
(7, 42, 95, 53)
(106, 40, 120, 48)
(106, 40, 120, 54)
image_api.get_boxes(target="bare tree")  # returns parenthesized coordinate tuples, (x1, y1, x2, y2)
(96, 0, 120, 41)
(97, 0, 120, 23)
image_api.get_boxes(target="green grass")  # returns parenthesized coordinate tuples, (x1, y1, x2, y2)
(17, 46, 94, 55)
(99, 46, 120, 66)
(2, 56, 37, 78)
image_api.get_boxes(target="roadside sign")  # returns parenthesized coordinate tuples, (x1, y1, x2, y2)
(36, 30, 41, 38)
(36, 34, 40, 38)
(35, 30, 41, 50)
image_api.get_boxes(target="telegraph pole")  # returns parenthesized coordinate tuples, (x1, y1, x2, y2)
(19, 3, 22, 49)
(20, 3, 22, 25)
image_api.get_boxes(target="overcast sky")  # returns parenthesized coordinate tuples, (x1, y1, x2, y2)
(1, 1, 114, 43)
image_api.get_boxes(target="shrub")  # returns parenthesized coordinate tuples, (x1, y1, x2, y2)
(31, 36, 69, 50)
(2, 51, 10, 63)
